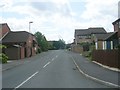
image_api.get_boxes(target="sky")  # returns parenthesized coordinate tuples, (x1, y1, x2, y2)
(0, 0, 119, 43)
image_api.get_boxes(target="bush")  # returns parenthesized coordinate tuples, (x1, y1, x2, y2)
(0, 53, 8, 63)
(38, 48, 42, 53)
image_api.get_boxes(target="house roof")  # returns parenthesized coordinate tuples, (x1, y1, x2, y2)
(88, 27, 107, 34)
(112, 18, 120, 25)
(94, 32, 114, 40)
(75, 29, 89, 36)
(1, 31, 32, 44)
(75, 27, 107, 37)
(104, 31, 118, 40)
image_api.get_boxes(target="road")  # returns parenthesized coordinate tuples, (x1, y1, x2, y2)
(2, 50, 113, 89)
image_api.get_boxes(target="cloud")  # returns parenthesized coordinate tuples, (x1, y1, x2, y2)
(0, 0, 119, 43)
(81, 0, 119, 19)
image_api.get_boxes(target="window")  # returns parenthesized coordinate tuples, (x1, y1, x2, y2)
(78, 35, 90, 39)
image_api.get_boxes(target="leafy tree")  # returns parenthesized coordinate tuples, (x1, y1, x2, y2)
(58, 39, 66, 49)
(34, 32, 49, 52)
(0, 44, 8, 63)
(51, 39, 66, 50)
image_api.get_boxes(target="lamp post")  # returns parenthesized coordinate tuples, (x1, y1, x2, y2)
(29, 21, 33, 33)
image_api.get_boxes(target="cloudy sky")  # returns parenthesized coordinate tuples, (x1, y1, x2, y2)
(0, 0, 119, 43)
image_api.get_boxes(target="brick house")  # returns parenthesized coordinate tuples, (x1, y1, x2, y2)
(71, 27, 107, 53)
(112, 18, 120, 44)
(0, 23, 38, 60)
(74, 27, 107, 45)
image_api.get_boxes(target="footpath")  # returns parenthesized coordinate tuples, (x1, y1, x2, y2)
(70, 51, 120, 88)
(2, 58, 31, 71)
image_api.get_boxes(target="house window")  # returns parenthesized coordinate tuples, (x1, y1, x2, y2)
(79, 36, 88, 39)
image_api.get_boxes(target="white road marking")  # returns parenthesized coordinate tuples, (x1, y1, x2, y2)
(43, 62, 51, 68)
(56, 55, 58, 58)
(51, 58, 55, 61)
(14, 71, 39, 89)
(51, 55, 58, 62)
(71, 57, 120, 88)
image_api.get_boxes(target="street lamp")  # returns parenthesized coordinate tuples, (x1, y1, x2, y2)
(29, 21, 33, 33)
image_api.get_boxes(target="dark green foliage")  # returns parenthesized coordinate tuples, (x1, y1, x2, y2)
(34, 32, 49, 52)
(0, 53, 8, 63)
(0, 44, 8, 63)
(34, 32, 66, 51)
(50, 39, 66, 50)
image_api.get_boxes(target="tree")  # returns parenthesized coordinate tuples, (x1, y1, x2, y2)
(52, 39, 66, 50)
(0, 44, 8, 63)
(34, 32, 49, 52)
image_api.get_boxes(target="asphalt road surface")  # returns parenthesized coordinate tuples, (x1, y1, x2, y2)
(2, 50, 113, 89)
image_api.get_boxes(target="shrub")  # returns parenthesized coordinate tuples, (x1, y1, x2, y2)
(38, 48, 42, 53)
(0, 53, 8, 63)
(0, 44, 8, 63)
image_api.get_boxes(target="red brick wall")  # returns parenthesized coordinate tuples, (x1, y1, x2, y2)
(32, 47, 36, 56)
(25, 35, 32, 57)
(113, 21, 120, 37)
(20, 47, 25, 59)
(2, 24, 10, 36)
(24, 34, 38, 58)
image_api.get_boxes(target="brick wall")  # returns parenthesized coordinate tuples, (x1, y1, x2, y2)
(2, 24, 10, 37)
(20, 47, 25, 59)
(71, 44, 83, 53)
(113, 20, 120, 37)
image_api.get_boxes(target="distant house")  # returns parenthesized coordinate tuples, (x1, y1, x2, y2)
(71, 27, 106, 53)
(74, 27, 107, 45)
(0, 23, 38, 60)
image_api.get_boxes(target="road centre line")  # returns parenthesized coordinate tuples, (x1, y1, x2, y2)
(13, 71, 39, 90)
(43, 62, 51, 68)
(56, 55, 58, 58)
(51, 58, 55, 61)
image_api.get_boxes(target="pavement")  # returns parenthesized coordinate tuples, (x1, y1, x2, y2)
(69, 51, 120, 88)
(2, 50, 120, 88)
(2, 58, 32, 71)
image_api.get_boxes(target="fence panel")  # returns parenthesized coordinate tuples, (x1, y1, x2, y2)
(92, 50, 120, 69)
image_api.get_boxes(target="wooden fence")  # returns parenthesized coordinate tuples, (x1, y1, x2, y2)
(92, 50, 120, 69)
